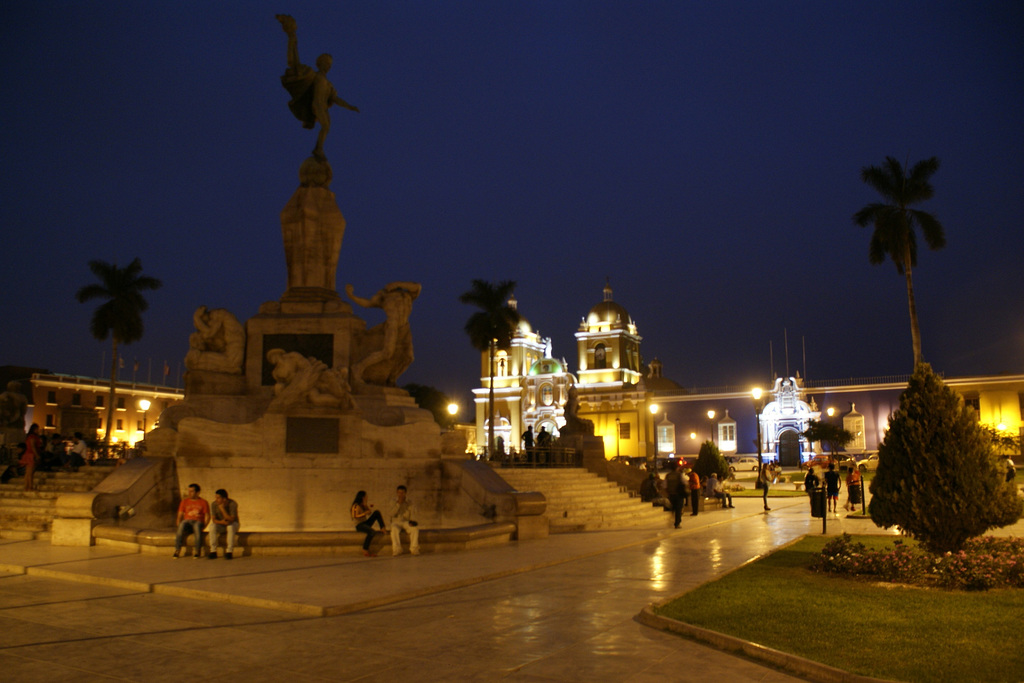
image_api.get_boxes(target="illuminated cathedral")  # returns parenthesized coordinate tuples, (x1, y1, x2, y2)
(473, 283, 1024, 464)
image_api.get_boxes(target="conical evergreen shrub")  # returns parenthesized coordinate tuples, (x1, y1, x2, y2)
(694, 440, 729, 482)
(869, 363, 1022, 553)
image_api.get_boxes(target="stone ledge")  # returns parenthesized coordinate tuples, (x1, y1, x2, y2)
(92, 522, 516, 555)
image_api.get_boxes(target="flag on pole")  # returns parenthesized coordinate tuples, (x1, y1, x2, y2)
(163, 361, 170, 377)
(133, 359, 139, 373)
(119, 357, 125, 369)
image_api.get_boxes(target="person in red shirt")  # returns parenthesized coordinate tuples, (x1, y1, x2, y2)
(21, 423, 42, 491)
(687, 469, 701, 516)
(173, 483, 210, 558)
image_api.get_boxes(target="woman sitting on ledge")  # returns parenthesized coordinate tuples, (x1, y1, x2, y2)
(351, 490, 387, 557)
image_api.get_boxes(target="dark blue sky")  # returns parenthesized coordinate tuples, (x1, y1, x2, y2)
(3, 1, 1023, 409)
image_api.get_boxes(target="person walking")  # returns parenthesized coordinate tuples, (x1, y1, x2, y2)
(758, 463, 772, 511)
(665, 463, 689, 528)
(824, 463, 841, 514)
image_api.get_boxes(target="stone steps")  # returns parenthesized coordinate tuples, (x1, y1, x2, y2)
(497, 467, 671, 533)
(0, 466, 114, 537)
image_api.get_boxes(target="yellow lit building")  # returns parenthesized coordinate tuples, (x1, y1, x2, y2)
(24, 372, 183, 446)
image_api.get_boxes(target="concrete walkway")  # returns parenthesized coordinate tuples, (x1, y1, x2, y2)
(0, 496, 1006, 682)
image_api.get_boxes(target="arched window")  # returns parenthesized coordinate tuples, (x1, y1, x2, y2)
(594, 344, 607, 369)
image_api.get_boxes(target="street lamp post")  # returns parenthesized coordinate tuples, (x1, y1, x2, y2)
(615, 417, 621, 460)
(648, 403, 659, 471)
(751, 389, 764, 471)
(138, 399, 151, 434)
(707, 409, 716, 444)
(138, 399, 151, 451)
(447, 402, 459, 431)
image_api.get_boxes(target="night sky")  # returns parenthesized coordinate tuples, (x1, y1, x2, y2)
(4, 2, 1023, 410)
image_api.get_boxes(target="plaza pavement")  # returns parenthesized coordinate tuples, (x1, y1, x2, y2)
(1, 495, 1018, 682)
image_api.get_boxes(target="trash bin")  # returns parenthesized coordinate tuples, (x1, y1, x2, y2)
(810, 487, 824, 518)
(849, 484, 862, 506)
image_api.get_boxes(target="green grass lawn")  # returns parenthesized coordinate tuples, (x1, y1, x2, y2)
(655, 536, 1024, 683)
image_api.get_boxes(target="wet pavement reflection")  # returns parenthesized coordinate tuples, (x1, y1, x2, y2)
(0, 498, 914, 681)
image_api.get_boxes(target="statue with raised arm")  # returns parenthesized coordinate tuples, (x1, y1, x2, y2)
(276, 14, 359, 162)
(185, 306, 246, 374)
(346, 281, 422, 387)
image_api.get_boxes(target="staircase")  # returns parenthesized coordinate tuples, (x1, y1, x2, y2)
(496, 467, 671, 533)
(0, 466, 115, 540)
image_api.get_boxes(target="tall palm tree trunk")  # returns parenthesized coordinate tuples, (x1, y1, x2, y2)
(903, 248, 923, 366)
(487, 340, 495, 460)
(105, 339, 119, 446)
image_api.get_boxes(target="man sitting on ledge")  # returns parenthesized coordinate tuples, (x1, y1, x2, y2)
(389, 485, 420, 556)
(705, 473, 734, 508)
(173, 483, 209, 559)
(208, 488, 240, 560)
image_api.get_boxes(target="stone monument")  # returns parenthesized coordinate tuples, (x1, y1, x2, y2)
(137, 16, 454, 532)
(53, 15, 546, 548)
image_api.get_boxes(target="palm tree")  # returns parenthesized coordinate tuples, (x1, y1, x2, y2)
(853, 156, 946, 366)
(459, 280, 520, 459)
(76, 258, 162, 446)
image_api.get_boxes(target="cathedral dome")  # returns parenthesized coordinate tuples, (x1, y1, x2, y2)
(507, 293, 533, 335)
(529, 357, 563, 375)
(586, 282, 632, 327)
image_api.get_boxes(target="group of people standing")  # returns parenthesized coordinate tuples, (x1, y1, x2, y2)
(803, 463, 862, 514)
(664, 464, 737, 527)
(9, 424, 90, 492)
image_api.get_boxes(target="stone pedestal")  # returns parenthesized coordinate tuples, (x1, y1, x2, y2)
(281, 185, 346, 294)
(245, 304, 364, 395)
(50, 517, 97, 546)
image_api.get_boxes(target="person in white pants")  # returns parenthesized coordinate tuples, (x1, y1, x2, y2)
(389, 485, 420, 556)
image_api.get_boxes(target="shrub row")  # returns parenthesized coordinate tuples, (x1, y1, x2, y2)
(810, 533, 1024, 591)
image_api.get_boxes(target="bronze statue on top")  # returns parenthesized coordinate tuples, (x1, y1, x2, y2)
(276, 14, 359, 162)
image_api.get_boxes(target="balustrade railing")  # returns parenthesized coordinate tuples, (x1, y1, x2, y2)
(495, 447, 581, 468)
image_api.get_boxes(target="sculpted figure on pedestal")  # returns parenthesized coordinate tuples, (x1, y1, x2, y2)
(185, 307, 246, 374)
(0, 381, 28, 429)
(276, 13, 359, 162)
(266, 348, 353, 412)
(561, 384, 595, 437)
(347, 281, 422, 387)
